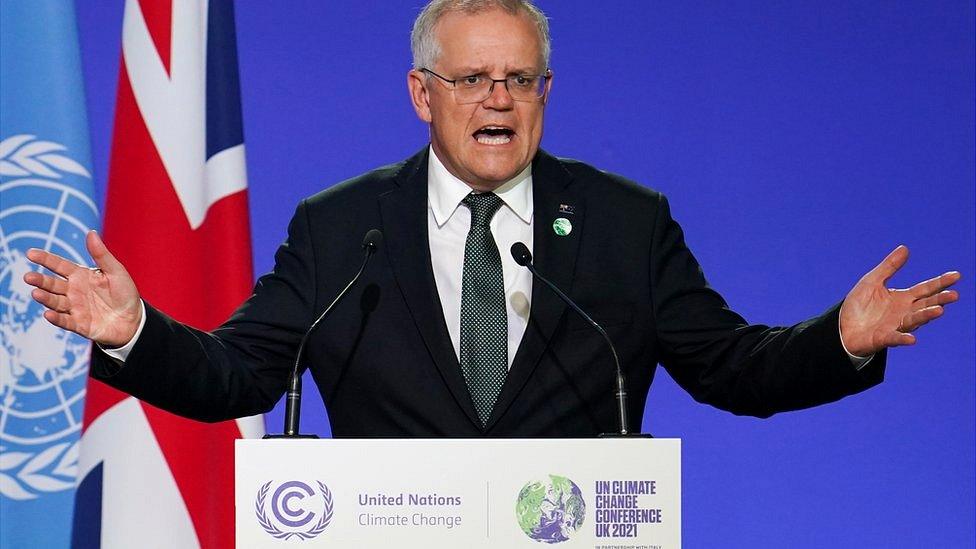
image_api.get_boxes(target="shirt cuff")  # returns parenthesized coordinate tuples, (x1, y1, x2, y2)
(98, 300, 147, 363)
(838, 318, 874, 371)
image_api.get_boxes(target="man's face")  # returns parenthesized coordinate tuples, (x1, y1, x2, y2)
(408, 9, 550, 191)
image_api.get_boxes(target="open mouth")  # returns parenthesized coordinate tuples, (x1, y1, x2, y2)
(473, 125, 515, 145)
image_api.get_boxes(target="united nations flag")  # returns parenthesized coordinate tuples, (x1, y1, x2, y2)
(0, 2, 100, 547)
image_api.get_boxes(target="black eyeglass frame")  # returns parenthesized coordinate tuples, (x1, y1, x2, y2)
(420, 68, 551, 103)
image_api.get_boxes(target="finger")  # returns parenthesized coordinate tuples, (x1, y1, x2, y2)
(909, 271, 962, 299)
(25, 248, 82, 278)
(900, 305, 944, 332)
(865, 245, 908, 284)
(23, 271, 69, 295)
(31, 288, 71, 313)
(86, 230, 125, 275)
(914, 290, 959, 310)
(883, 331, 916, 348)
(43, 309, 78, 333)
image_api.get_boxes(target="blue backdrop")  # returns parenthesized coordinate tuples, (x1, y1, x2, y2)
(74, 1, 974, 547)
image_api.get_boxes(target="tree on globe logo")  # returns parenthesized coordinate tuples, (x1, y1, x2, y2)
(0, 135, 97, 500)
(515, 474, 586, 543)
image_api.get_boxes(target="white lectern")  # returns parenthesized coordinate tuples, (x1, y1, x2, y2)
(236, 438, 680, 548)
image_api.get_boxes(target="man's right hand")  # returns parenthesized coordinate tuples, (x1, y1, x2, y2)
(23, 230, 142, 348)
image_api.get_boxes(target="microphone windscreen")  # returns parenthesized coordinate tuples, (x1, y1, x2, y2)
(510, 242, 532, 266)
(362, 229, 383, 250)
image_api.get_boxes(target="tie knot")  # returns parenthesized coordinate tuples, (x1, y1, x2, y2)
(463, 192, 503, 228)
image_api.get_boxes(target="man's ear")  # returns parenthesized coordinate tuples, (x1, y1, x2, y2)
(407, 70, 433, 123)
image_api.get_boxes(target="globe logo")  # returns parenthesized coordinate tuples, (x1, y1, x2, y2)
(0, 135, 97, 500)
(516, 474, 586, 544)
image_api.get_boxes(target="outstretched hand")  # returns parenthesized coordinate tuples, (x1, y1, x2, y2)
(24, 230, 142, 348)
(840, 245, 961, 357)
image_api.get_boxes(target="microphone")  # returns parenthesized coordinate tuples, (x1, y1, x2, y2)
(265, 229, 383, 438)
(511, 242, 646, 437)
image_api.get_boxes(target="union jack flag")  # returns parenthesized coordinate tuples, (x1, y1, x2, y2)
(71, 1, 263, 547)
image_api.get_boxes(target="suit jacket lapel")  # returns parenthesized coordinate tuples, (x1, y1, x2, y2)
(378, 147, 482, 430)
(486, 150, 583, 430)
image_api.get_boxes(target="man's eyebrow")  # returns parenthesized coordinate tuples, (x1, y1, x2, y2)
(507, 66, 543, 75)
(450, 66, 543, 76)
(452, 66, 489, 75)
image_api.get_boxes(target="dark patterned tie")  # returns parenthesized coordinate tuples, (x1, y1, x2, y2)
(459, 192, 508, 426)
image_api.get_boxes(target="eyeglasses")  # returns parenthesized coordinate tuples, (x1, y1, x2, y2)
(421, 68, 550, 104)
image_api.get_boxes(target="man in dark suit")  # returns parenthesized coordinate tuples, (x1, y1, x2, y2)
(23, 0, 960, 437)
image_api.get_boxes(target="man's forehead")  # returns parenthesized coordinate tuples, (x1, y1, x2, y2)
(433, 10, 544, 70)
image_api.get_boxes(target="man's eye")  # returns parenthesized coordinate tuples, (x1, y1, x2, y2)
(461, 75, 482, 86)
(512, 75, 535, 88)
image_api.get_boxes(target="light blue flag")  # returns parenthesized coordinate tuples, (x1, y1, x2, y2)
(0, 1, 99, 547)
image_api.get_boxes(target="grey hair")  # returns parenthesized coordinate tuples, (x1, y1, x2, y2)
(411, 0, 551, 70)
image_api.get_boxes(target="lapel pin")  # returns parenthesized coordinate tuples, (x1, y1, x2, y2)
(552, 217, 572, 236)
(558, 203, 576, 215)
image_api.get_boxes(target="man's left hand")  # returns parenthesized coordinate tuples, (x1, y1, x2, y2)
(840, 245, 961, 357)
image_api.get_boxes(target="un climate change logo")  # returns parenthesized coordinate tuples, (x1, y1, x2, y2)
(255, 480, 335, 541)
(0, 135, 96, 500)
(516, 474, 586, 544)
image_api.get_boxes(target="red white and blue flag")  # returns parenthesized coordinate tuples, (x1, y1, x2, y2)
(71, 1, 263, 547)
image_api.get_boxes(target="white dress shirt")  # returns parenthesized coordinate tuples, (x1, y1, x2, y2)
(427, 146, 534, 369)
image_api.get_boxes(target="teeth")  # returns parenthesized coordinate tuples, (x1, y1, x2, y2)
(476, 134, 512, 145)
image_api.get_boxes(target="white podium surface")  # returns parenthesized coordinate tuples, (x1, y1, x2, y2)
(236, 438, 680, 548)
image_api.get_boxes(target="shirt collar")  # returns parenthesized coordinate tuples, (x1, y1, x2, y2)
(427, 145, 533, 227)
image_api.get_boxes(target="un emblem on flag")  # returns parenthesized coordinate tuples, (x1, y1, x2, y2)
(0, 135, 98, 500)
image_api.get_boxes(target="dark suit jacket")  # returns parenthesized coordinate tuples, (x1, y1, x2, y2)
(92, 147, 885, 437)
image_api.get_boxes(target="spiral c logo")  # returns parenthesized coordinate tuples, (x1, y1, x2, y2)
(272, 481, 317, 527)
(255, 480, 334, 541)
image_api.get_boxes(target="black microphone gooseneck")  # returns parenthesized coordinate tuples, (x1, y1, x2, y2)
(511, 242, 644, 437)
(266, 229, 383, 439)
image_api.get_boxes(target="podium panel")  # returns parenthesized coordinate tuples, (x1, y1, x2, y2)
(236, 438, 680, 548)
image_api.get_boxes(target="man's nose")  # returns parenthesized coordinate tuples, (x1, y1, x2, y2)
(482, 79, 515, 109)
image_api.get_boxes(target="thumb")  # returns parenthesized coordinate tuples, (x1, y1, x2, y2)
(865, 245, 909, 285)
(86, 230, 125, 274)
